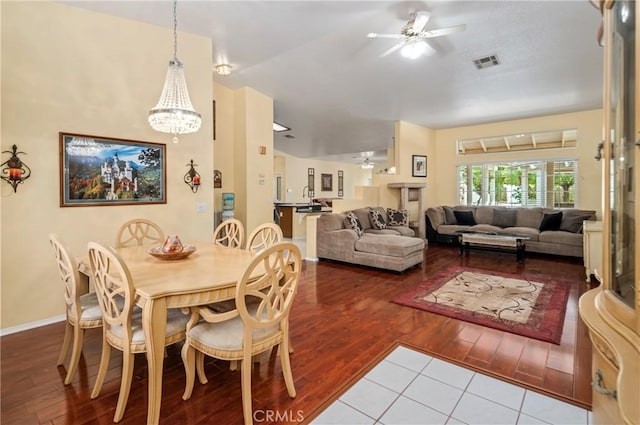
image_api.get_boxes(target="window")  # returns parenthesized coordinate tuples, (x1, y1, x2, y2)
(457, 129, 577, 155)
(457, 159, 578, 208)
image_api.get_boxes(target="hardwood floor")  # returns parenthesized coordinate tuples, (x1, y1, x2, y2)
(0, 243, 592, 424)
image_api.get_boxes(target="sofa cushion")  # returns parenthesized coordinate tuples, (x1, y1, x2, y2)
(469, 224, 503, 234)
(369, 209, 387, 229)
(516, 208, 543, 228)
(454, 210, 476, 226)
(560, 214, 593, 233)
(355, 234, 424, 258)
(539, 212, 563, 231)
(539, 231, 583, 247)
(436, 224, 474, 235)
(498, 227, 540, 241)
(388, 226, 416, 237)
(364, 228, 401, 235)
(353, 208, 372, 230)
(443, 206, 457, 224)
(475, 207, 495, 225)
(492, 209, 517, 228)
(387, 208, 409, 226)
(344, 212, 363, 237)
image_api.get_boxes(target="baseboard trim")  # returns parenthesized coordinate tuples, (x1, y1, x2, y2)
(1, 315, 65, 336)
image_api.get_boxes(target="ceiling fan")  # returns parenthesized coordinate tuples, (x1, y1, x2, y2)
(367, 11, 466, 59)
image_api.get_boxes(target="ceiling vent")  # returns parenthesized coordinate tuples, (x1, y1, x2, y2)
(473, 54, 500, 70)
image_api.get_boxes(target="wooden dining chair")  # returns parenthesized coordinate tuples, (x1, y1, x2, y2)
(181, 242, 302, 425)
(246, 223, 283, 253)
(49, 234, 103, 385)
(115, 218, 165, 248)
(212, 218, 245, 249)
(88, 241, 189, 423)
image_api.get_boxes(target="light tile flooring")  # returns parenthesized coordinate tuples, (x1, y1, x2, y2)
(310, 345, 592, 425)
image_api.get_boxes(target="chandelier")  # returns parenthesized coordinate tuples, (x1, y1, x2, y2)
(148, 0, 201, 143)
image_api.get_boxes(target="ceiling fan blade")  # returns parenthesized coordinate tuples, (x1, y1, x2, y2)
(367, 32, 404, 39)
(419, 24, 467, 38)
(409, 11, 430, 34)
(379, 41, 406, 58)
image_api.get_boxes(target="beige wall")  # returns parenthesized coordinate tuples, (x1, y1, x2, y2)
(213, 82, 235, 213)
(274, 151, 370, 203)
(1, 1, 213, 330)
(432, 109, 603, 217)
(232, 87, 274, 235)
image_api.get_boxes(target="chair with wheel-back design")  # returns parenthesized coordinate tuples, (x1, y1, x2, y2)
(49, 234, 103, 385)
(181, 242, 302, 425)
(88, 241, 188, 423)
(246, 223, 283, 254)
(115, 218, 165, 248)
(212, 218, 245, 249)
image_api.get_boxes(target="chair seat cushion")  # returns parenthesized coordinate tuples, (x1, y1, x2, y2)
(109, 307, 188, 345)
(188, 304, 278, 351)
(76, 293, 103, 322)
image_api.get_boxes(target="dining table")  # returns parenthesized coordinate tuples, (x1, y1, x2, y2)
(80, 241, 261, 425)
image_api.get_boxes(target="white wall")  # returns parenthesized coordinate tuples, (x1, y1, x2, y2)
(1, 1, 213, 330)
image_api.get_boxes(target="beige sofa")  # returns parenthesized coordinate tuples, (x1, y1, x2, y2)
(316, 207, 425, 272)
(426, 206, 596, 257)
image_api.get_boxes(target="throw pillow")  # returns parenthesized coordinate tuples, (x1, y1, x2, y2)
(344, 212, 363, 237)
(492, 209, 517, 228)
(560, 214, 593, 233)
(369, 209, 387, 229)
(539, 212, 563, 231)
(453, 210, 476, 226)
(387, 208, 409, 226)
(443, 206, 457, 224)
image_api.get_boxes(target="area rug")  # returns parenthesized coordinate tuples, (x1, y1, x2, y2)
(392, 266, 572, 344)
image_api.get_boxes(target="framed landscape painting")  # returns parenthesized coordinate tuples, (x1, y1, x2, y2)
(59, 132, 166, 207)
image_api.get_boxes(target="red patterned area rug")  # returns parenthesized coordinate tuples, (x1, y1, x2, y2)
(392, 266, 572, 344)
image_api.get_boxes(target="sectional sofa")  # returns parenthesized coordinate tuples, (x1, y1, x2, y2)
(426, 205, 597, 257)
(316, 207, 424, 272)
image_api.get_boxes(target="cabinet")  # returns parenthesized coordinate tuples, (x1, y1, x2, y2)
(578, 2, 639, 425)
(583, 220, 603, 282)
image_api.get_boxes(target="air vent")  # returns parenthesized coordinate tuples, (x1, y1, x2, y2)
(284, 134, 295, 139)
(473, 54, 500, 69)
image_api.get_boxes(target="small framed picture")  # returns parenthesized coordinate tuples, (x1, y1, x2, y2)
(412, 155, 427, 177)
(321, 173, 332, 191)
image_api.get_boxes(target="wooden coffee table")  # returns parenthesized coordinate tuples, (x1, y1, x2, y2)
(457, 232, 529, 262)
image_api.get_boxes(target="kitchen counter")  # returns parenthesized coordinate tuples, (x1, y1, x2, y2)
(274, 203, 332, 238)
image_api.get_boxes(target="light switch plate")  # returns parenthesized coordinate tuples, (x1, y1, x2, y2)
(196, 203, 206, 213)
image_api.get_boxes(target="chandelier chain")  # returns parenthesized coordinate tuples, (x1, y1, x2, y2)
(173, 0, 178, 60)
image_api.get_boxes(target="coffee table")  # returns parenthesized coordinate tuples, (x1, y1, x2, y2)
(457, 232, 530, 262)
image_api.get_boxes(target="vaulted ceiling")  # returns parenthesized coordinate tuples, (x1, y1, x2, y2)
(60, 1, 604, 165)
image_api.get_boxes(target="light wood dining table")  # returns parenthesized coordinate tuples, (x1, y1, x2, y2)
(80, 241, 260, 425)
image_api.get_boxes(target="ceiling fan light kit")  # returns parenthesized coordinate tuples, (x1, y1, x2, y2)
(401, 40, 429, 59)
(215, 64, 232, 75)
(368, 10, 465, 59)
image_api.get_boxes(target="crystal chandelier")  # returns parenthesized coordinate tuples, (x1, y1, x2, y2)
(148, 0, 201, 143)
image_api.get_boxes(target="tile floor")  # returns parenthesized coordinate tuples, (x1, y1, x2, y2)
(310, 345, 592, 425)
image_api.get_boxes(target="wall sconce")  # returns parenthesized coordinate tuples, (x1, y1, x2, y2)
(184, 159, 201, 193)
(1, 144, 31, 193)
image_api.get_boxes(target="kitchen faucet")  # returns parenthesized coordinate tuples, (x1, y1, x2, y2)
(302, 186, 311, 204)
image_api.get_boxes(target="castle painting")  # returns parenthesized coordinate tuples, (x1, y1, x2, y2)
(59, 133, 166, 207)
